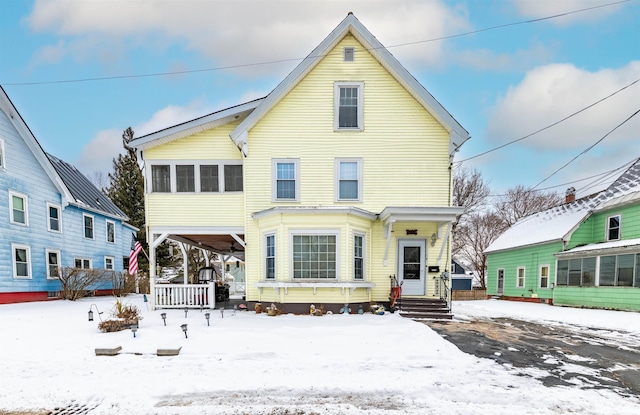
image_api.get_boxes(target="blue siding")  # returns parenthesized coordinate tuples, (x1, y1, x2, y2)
(1, 105, 131, 296)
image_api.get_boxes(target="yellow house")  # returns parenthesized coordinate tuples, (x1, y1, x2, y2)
(131, 13, 469, 316)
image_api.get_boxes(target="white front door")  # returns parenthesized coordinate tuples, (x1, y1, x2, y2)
(398, 239, 426, 296)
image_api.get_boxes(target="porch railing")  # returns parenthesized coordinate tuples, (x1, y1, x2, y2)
(153, 283, 215, 309)
(437, 273, 451, 312)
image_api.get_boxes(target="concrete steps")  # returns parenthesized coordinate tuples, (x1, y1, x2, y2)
(398, 298, 452, 320)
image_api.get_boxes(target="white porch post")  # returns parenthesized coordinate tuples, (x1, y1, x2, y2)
(179, 242, 189, 284)
(149, 232, 170, 310)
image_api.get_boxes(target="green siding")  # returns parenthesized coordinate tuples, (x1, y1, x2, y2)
(554, 286, 640, 311)
(568, 203, 640, 249)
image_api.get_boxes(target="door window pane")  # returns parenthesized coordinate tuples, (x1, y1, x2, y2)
(403, 247, 420, 280)
(224, 165, 243, 192)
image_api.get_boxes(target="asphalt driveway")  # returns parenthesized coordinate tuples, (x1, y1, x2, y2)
(424, 317, 640, 399)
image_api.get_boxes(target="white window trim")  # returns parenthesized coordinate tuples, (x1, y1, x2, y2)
(335, 158, 363, 202)
(334, 82, 364, 131)
(606, 214, 621, 241)
(0, 138, 5, 170)
(106, 219, 116, 243)
(264, 232, 276, 280)
(539, 264, 550, 289)
(516, 266, 526, 288)
(82, 213, 94, 239)
(353, 232, 366, 280)
(9, 190, 28, 226)
(147, 160, 243, 194)
(46, 249, 61, 279)
(272, 158, 300, 202)
(12, 243, 31, 279)
(289, 229, 341, 281)
(104, 256, 115, 271)
(74, 257, 92, 269)
(47, 202, 62, 233)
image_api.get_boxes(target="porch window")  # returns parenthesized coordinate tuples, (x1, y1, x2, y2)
(292, 234, 337, 279)
(334, 82, 363, 130)
(10, 191, 28, 225)
(47, 203, 61, 232)
(273, 159, 299, 201)
(12, 244, 31, 279)
(516, 267, 525, 288)
(607, 215, 621, 241)
(46, 249, 60, 279)
(354, 233, 364, 280)
(176, 165, 195, 192)
(83, 214, 94, 239)
(265, 234, 275, 279)
(224, 165, 243, 192)
(599, 256, 616, 286)
(200, 165, 219, 192)
(336, 159, 362, 201)
(539, 265, 549, 288)
(617, 254, 634, 286)
(151, 165, 171, 192)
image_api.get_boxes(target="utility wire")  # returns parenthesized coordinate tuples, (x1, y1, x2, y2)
(1, 0, 628, 86)
(455, 78, 639, 164)
(531, 108, 640, 190)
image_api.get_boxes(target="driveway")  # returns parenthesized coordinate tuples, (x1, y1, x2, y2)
(424, 317, 640, 399)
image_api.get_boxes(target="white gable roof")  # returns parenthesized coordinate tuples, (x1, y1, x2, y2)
(229, 13, 470, 156)
(485, 157, 640, 253)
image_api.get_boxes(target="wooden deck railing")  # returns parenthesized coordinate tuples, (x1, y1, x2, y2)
(153, 283, 215, 309)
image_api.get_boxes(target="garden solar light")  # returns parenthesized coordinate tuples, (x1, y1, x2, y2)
(181, 324, 188, 338)
(205, 312, 210, 326)
(161, 312, 167, 326)
(184, 307, 188, 318)
(88, 304, 103, 322)
(130, 324, 138, 338)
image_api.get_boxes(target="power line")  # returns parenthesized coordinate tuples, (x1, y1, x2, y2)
(1, 0, 629, 86)
(531, 108, 640, 190)
(455, 78, 639, 164)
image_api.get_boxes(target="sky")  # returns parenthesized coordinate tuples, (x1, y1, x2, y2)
(1, 295, 638, 414)
(0, 0, 638, 198)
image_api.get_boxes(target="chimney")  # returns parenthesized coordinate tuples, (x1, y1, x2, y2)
(565, 187, 576, 203)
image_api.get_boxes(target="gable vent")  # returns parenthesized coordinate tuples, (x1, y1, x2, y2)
(344, 47, 354, 62)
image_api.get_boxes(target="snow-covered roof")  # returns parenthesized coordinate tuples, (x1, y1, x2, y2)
(555, 238, 640, 257)
(485, 158, 640, 253)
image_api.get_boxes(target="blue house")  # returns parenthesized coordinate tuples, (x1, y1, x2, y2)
(0, 86, 135, 303)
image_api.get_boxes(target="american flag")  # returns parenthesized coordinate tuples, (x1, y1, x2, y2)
(129, 236, 143, 275)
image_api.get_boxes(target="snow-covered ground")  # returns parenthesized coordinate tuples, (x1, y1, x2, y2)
(0, 296, 638, 414)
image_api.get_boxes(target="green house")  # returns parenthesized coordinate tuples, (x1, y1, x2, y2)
(485, 158, 640, 311)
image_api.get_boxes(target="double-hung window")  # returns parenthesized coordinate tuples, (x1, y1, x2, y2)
(336, 158, 362, 201)
(265, 234, 276, 279)
(273, 159, 299, 201)
(334, 82, 364, 130)
(104, 256, 115, 271)
(516, 267, 525, 288)
(151, 165, 171, 192)
(83, 214, 94, 239)
(47, 203, 61, 232)
(46, 249, 61, 279)
(12, 244, 31, 279)
(10, 191, 28, 225)
(607, 215, 621, 241)
(539, 265, 549, 288)
(354, 233, 364, 280)
(106, 220, 115, 243)
(292, 233, 337, 279)
(176, 165, 195, 192)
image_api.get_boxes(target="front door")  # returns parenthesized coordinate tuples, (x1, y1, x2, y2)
(497, 268, 504, 295)
(398, 239, 426, 296)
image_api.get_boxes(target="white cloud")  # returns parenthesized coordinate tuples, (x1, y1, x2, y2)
(453, 41, 556, 72)
(76, 100, 213, 177)
(26, 0, 471, 76)
(486, 61, 640, 151)
(513, 0, 625, 25)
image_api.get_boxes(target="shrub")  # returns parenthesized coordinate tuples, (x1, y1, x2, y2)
(58, 268, 111, 301)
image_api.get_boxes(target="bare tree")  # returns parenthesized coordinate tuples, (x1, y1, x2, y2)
(58, 267, 112, 300)
(452, 167, 490, 257)
(494, 185, 562, 226)
(455, 212, 508, 288)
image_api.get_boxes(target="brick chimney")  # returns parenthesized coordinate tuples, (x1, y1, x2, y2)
(565, 187, 576, 203)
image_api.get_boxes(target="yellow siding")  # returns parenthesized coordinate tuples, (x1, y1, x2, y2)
(144, 120, 245, 228)
(243, 34, 453, 304)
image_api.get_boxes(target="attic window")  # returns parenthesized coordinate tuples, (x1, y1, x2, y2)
(344, 47, 354, 62)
